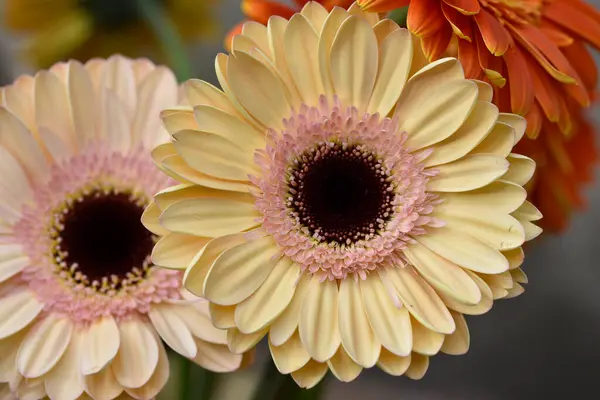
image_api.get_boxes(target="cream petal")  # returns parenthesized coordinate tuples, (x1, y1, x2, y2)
(318, 7, 351, 97)
(269, 273, 311, 346)
(367, 28, 412, 117)
(290, 360, 328, 389)
(193, 105, 264, 152)
(0, 252, 28, 283)
(427, 154, 509, 192)
(227, 51, 291, 130)
(15, 381, 46, 400)
(45, 328, 83, 400)
(0, 108, 49, 183)
(434, 180, 526, 215)
(2, 75, 36, 133)
(415, 226, 509, 273)
(17, 315, 73, 378)
(338, 278, 380, 368)
(0, 146, 34, 211)
(406, 57, 464, 83)
(103, 55, 136, 119)
(159, 197, 260, 237)
(227, 328, 267, 354)
(81, 316, 120, 375)
(183, 233, 247, 297)
(204, 236, 280, 306)
(98, 90, 131, 153)
(184, 79, 238, 114)
(360, 274, 412, 357)
(151, 142, 176, 171)
(191, 339, 242, 373)
(0, 329, 27, 382)
(240, 21, 271, 57)
(411, 319, 444, 356)
(502, 154, 535, 186)
(84, 365, 123, 400)
(209, 303, 236, 330)
(0, 384, 14, 400)
(511, 268, 528, 284)
(301, 1, 328, 31)
(479, 272, 511, 299)
(154, 183, 250, 210)
(471, 122, 515, 157)
(112, 320, 159, 389)
(162, 155, 253, 193)
(330, 16, 378, 112)
(512, 201, 542, 222)
(378, 349, 411, 376)
(125, 343, 169, 400)
(425, 101, 498, 166)
(348, 1, 380, 25)
(299, 277, 341, 362)
(439, 271, 493, 315)
(131, 67, 177, 147)
(436, 210, 525, 250)
(235, 258, 300, 334)
(269, 331, 310, 374)
(173, 303, 228, 345)
(285, 14, 323, 105)
(38, 127, 70, 164)
(505, 283, 525, 299)
(521, 221, 542, 241)
(160, 108, 197, 133)
(387, 266, 455, 334)
(0, 290, 43, 339)
(497, 113, 527, 143)
(404, 242, 481, 306)
(405, 353, 429, 380)
(373, 19, 401, 43)
(173, 130, 258, 182)
(327, 346, 362, 382)
(149, 305, 197, 358)
(141, 202, 169, 237)
(67, 61, 97, 142)
(441, 311, 470, 355)
(152, 233, 209, 270)
(399, 79, 478, 150)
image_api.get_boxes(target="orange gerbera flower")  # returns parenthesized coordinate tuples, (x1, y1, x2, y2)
(226, 0, 355, 47)
(358, 0, 600, 139)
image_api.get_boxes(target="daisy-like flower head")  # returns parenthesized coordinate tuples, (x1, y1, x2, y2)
(357, 0, 599, 139)
(149, 2, 542, 388)
(0, 56, 244, 400)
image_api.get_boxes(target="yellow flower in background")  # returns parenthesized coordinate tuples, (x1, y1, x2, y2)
(0, 56, 244, 399)
(148, 2, 541, 388)
(4, 0, 217, 69)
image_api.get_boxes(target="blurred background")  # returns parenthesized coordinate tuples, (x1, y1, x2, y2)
(0, 1, 598, 399)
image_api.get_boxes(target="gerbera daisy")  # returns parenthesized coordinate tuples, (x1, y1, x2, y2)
(4, 0, 217, 69)
(148, 2, 541, 387)
(0, 56, 244, 400)
(225, 0, 356, 47)
(357, 0, 599, 139)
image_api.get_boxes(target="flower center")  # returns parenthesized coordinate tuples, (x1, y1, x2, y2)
(288, 143, 393, 244)
(78, 0, 167, 30)
(483, 0, 543, 25)
(51, 188, 154, 293)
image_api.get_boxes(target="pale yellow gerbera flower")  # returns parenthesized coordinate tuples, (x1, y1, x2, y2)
(148, 2, 541, 388)
(0, 56, 244, 400)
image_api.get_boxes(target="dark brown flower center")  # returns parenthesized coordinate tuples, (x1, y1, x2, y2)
(287, 142, 394, 245)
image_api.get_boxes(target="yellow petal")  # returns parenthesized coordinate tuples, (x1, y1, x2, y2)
(434, 180, 526, 215)
(439, 271, 493, 315)
(269, 331, 311, 374)
(184, 79, 238, 115)
(521, 220, 542, 241)
(209, 303, 237, 330)
(318, 7, 351, 97)
(360, 274, 412, 357)
(387, 266, 455, 334)
(497, 113, 527, 143)
(227, 328, 267, 354)
(193, 339, 243, 372)
(268, 16, 301, 102)
(204, 236, 280, 306)
(301, 1, 329, 32)
(270, 273, 311, 346)
(141, 202, 169, 237)
(472, 80, 493, 102)
(67, 60, 97, 143)
(415, 226, 509, 273)
(511, 268, 528, 284)
(338, 277, 381, 368)
(330, 15, 378, 112)
(427, 154, 509, 192)
(404, 242, 481, 305)
(377, 348, 411, 376)
(411, 318, 444, 356)
(84, 364, 123, 400)
(512, 201, 542, 222)
(299, 277, 341, 362)
(235, 258, 300, 334)
(112, 320, 159, 389)
(441, 311, 470, 355)
(17, 315, 73, 378)
(240, 21, 272, 57)
(502, 154, 535, 186)
(290, 360, 329, 389)
(327, 346, 362, 382)
(160, 108, 197, 133)
(405, 353, 429, 380)
(174, 302, 228, 345)
(149, 305, 197, 358)
(471, 122, 515, 157)
(152, 233, 209, 270)
(126, 342, 169, 400)
(0, 290, 43, 340)
(81, 316, 120, 375)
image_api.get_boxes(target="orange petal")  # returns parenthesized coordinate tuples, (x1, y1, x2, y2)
(561, 40, 598, 93)
(475, 32, 506, 87)
(407, 0, 447, 37)
(503, 47, 534, 116)
(525, 53, 561, 122)
(242, 0, 296, 24)
(442, 0, 480, 15)
(474, 8, 511, 56)
(457, 37, 483, 79)
(421, 23, 454, 61)
(357, 0, 410, 13)
(543, 0, 600, 49)
(441, 2, 474, 41)
(539, 20, 573, 48)
(524, 102, 543, 139)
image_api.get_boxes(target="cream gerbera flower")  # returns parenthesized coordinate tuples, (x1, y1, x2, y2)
(0, 56, 244, 400)
(148, 1, 542, 388)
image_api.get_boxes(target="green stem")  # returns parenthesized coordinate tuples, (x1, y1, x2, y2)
(178, 356, 191, 400)
(190, 364, 218, 400)
(134, 0, 192, 81)
(389, 6, 409, 28)
(250, 361, 286, 400)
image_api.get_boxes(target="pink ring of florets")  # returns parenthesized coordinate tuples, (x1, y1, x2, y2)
(251, 96, 444, 280)
(11, 144, 182, 323)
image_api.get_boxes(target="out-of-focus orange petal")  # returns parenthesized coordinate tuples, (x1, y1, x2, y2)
(407, 0, 447, 37)
(527, 54, 561, 123)
(561, 41, 598, 92)
(543, 0, 600, 49)
(224, 22, 244, 51)
(356, 0, 410, 13)
(473, 8, 511, 56)
(539, 20, 574, 48)
(458, 37, 483, 79)
(421, 23, 453, 61)
(442, 0, 480, 15)
(321, 0, 357, 9)
(503, 47, 534, 116)
(524, 102, 543, 139)
(241, 0, 295, 24)
(293, 0, 311, 7)
(441, 2, 474, 41)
